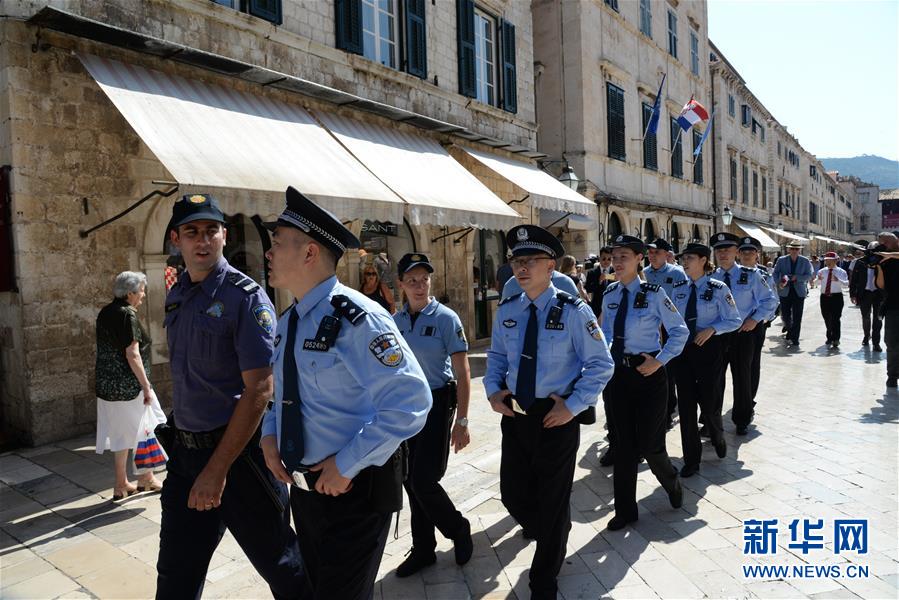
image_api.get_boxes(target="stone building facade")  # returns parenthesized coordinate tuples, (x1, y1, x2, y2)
(0, 0, 594, 445)
(838, 174, 879, 240)
(532, 0, 714, 256)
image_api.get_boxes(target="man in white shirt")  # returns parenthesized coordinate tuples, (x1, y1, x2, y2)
(817, 251, 850, 348)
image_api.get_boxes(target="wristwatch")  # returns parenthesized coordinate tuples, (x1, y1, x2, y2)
(456, 417, 469, 428)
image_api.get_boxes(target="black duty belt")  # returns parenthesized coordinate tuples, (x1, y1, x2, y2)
(174, 427, 226, 450)
(617, 351, 659, 368)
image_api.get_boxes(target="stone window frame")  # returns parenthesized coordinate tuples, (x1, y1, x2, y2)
(473, 6, 499, 106)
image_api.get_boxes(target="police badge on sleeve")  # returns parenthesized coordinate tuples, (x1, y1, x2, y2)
(369, 333, 404, 367)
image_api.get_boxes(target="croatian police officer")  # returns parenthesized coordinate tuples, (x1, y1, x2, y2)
(601, 235, 688, 531)
(738, 236, 777, 405)
(392, 252, 474, 577)
(157, 194, 303, 599)
(711, 232, 779, 435)
(260, 187, 431, 599)
(485, 225, 613, 599)
(669, 243, 742, 477)
(645, 238, 688, 428)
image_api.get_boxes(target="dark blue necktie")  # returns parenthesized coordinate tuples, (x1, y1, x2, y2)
(685, 283, 698, 342)
(515, 303, 538, 410)
(611, 287, 629, 363)
(279, 308, 304, 471)
(724, 271, 732, 289)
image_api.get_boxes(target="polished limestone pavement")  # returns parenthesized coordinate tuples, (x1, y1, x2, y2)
(1, 287, 896, 599)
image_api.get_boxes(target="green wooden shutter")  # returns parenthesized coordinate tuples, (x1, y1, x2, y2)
(642, 103, 657, 170)
(457, 0, 476, 97)
(500, 19, 517, 113)
(249, 0, 282, 24)
(607, 83, 625, 161)
(336, 0, 363, 55)
(405, 0, 427, 78)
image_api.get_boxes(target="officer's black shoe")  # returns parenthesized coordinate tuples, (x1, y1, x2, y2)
(874, 344, 883, 352)
(668, 477, 684, 509)
(607, 514, 637, 531)
(714, 438, 727, 459)
(453, 519, 473, 566)
(680, 463, 700, 478)
(862, 337, 870, 345)
(395, 549, 436, 578)
(599, 448, 615, 467)
(887, 377, 898, 389)
(736, 425, 748, 435)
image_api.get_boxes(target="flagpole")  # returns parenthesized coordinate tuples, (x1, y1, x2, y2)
(641, 73, 667, 143)
(671, 127, 683, 154)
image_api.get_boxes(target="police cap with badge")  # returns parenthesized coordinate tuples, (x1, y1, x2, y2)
(168, 193, 226, 231)
(739, 236, 762, 251)
(711, 232, 741, 249)
(506, 225, 565, 259)
(647, 238, 674, 252)
(611, 234, 646, 254)
(263, 186, 360, 259)
(398, 253, 434, 276)
(677, 242, 712, 259)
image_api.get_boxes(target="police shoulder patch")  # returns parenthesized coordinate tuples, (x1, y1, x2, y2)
(664, 297, 679, 313)
(641, 282, 661, 293)
(456, 327, 467, 345)
(369, 333, 404, 367)
(253, 304, 275, 334)
(586, 319, 603, 341)
(725, 294, 737, 307)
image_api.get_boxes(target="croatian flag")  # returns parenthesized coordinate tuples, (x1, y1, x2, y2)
(676, 98, 709, 131)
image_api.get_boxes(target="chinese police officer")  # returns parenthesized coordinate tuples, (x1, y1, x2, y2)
(669, 243, 742, 477)
(485, 225, 613, 599)
(156, 194, 304, 599)
(711, 232, 779, 435)
(260, 187, 432, 599)
(600, 235, 688, 531)
(737, 236, 777, 404)
(392, 252, 474, 577)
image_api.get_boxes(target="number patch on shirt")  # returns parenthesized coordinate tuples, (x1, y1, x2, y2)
(369, 333, 404, 367)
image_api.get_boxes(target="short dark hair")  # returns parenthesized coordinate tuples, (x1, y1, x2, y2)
(599, 246, 613, 255)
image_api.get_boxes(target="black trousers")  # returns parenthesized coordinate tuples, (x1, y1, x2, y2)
(780, 287, 805, 343)
(290, 469, 392, 600)
(606, 366, 678, 521)
(660, 329, 678, 420)
(885, 309, 899, 379)
(718, 330, 755, 428)
(820, 294, 845, 342)
(405, 386, 466, 553)
(858, 289, 883, 344)
(500, 400, 579, 600)
(156, 443, 304, 600)
(675, 336, 725, 467)
(602, 390, 616, 456)
(750, 321, 768, 403)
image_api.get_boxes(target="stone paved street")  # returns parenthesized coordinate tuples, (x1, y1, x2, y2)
(2, 288, 897, 599)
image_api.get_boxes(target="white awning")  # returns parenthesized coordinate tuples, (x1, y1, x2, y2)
(761, 226, 810, 244)
(539, 209, 594, 231)
(461, 148, 596, 217)
(814, 235, 865, 249)
(313, 110, 522, 231)
(78, 54, 405, 222)
(735, 220, 780, 251)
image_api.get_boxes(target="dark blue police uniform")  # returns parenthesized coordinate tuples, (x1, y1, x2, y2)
(157, 195, 303, 600)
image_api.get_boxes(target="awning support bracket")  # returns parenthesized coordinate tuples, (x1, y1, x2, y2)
(79, 181, 180, 238)
(431, 227, 473, 243)
(507, 194, 530, 206)
(546, 212, 573, 229)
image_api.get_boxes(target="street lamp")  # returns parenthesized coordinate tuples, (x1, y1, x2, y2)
(558, 165, 580, 191)
(722, 206, 733, 227)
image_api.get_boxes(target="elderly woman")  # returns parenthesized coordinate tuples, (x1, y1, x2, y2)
(95, 271, 165, 499)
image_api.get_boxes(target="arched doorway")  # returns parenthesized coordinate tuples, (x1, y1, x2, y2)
(692, 224, 701, 243)
(643, 219, 656, 241)
(670, 221, 680, 252)
(608, 212, 622, 243)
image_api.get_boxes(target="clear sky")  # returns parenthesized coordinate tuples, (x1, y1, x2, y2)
(707, 0, 898, 161)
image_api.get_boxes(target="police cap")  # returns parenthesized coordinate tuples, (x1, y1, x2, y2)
(647, 238, 673, 252)
(611, 234, 646, 254)
(739, 236, 762, 251)
(711, 232, 741, 249)
(169, 194, 226, 230)
(677, 242, 711, 259)
(397, 253, 434, 275)
(264, 186, 360, 259)
(506, 225, 564, 258)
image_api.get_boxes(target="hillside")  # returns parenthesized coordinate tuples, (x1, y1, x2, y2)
(820, 155, 899, 189)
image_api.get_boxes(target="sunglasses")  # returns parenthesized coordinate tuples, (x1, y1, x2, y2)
(364, 272, 378, 277)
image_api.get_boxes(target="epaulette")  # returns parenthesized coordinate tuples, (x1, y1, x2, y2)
(739, 266, 757, 273)
(603, 281, 620, 295)
(672, 280, 689, 288)
(756, 265, 769, 274)
(708, 279, 725, 288)
(499, 292, 523, 306)
(640, 282, 661, 292)
(227, 272, 260, 294)
(555, 291, 583, 306)
(330, 295, 367, 325)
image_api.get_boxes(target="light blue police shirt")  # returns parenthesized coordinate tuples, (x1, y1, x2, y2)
(711, 264, 779, 322)
(644, 262, 688, 298)
(261, 276, 431, 479)
(669, 275, 743, 335)
(394, 298, 468, 389)
(502, 270, 579, 300)
(484, 284, 614, 417)
(755, 264, 778, 321)
(599, 278, 688, 365)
